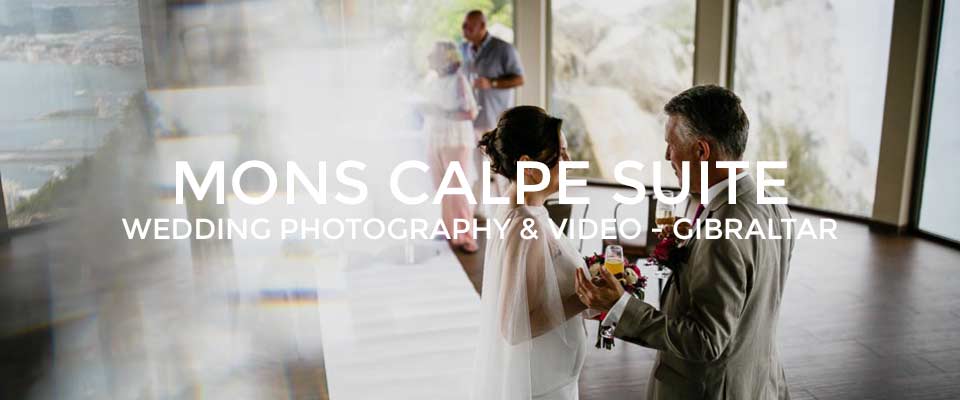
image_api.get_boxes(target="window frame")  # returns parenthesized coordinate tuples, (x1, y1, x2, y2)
(0, 0, 954, 245)
(911, 0, 960, 247)
(727, 0, 901, 219)
(544, 0, 701, 182)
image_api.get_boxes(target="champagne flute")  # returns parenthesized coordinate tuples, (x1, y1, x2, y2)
(603, 245, 625, 276)
(655, 190, 677, 231)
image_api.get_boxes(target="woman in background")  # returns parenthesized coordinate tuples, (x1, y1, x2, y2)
(421, 41, 480, 253)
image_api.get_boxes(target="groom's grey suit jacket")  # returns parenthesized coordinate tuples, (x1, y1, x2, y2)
(614, 175, 794, 399)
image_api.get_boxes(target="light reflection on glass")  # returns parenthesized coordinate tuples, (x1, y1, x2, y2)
(2, 1, 510, 398)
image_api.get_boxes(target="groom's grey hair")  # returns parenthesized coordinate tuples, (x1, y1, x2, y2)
(664, 85, 749, 160)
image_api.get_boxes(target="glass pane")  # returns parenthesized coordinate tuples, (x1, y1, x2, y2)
(0, 1, 147, 228)
(734, 0, 894, 216)
(919, 1, 960, 242)
(551, 0, 695, 183)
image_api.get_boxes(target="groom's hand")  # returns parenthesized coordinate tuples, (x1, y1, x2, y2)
(660, 220, 692, 239)
(575, 267, 624, 312)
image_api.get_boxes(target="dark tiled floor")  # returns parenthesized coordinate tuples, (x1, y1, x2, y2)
(3, 209, 960, 399)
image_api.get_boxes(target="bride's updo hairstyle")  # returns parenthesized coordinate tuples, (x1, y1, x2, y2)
(478, 106, 562, 181)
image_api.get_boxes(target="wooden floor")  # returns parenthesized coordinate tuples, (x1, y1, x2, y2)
(453, 212, 960, 400)
(3, 211, 960, 399)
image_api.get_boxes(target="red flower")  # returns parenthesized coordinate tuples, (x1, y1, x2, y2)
(652, 236, 676, 262)
(647, 232, 692, 273)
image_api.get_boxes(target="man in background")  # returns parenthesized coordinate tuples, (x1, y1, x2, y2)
(461, 9, 524, 216)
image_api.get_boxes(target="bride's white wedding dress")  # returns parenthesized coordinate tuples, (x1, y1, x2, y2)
(472, 205, 589, 400)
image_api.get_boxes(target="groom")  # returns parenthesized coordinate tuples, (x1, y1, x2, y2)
(576, 85, 794, 399)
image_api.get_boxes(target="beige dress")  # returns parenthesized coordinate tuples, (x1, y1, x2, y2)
(424, 72, 479, 248)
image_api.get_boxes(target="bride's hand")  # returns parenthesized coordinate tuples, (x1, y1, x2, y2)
(574, 268, 624, 312)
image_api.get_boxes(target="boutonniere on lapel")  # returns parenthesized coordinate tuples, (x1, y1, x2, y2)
(647, 221, 694, 276)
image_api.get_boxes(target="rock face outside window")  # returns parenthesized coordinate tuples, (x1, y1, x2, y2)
(734, 0, 895, 217)
(550, 0, 696, 185)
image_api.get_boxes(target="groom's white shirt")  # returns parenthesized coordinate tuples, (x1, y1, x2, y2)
(601, 170, 751, 328)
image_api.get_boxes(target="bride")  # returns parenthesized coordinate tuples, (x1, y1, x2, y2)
(472, 106, 592, 400)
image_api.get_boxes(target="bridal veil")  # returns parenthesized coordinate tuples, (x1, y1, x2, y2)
(471, 205, 587, 400)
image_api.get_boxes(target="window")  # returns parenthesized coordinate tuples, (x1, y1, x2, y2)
(550, 0, 696, 184)
(918, 1, 960, 242)
(733, 0, 895, 216)
(384, 0, 513, 75)
(0, 1, 147, 228)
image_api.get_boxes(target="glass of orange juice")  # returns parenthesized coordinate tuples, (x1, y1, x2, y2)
(655, 190, 677, 229)
(603, 245, 625, 276)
